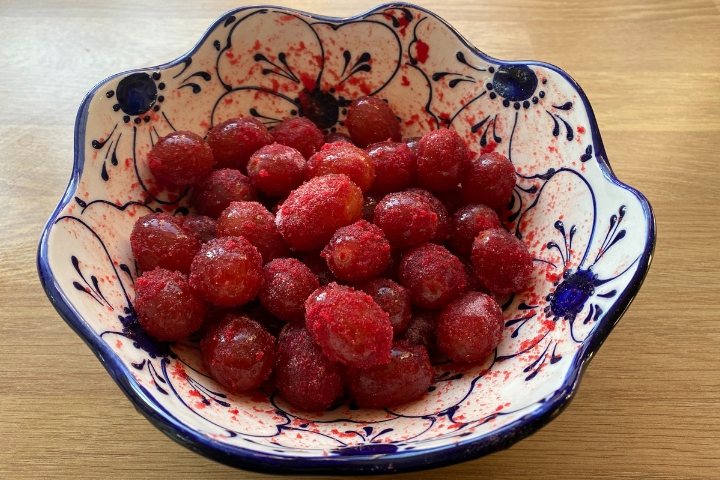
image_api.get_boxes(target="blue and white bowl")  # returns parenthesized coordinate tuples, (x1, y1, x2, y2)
(38, 3, 655, 474)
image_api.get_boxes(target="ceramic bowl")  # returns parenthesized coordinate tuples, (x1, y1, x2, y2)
(38, 3, 655, 475)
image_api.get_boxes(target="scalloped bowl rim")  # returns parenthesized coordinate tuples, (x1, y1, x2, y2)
(37, 2, 656, 475)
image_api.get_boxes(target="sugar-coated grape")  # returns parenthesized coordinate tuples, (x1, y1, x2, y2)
(399, 243, 467, 309)
(191, 168, 257, 219)
(306, 143, 376, 192)
(416, 128, 472, 192)
(404, 188, 450, 244)
(259, 258, 319, 322)
(276, 174, 363, 251)
(130, 213, 200, 273)
(345, 96, 402, 148)
(461, 152, 516, 209)
(436, 292, 504, 363)
(471, 229, 533, 294)
(398, 308, 440, 358)
(357, 278, 411, 335)
(305, 283, 392, 368)
(244, 300, 286, 337)
(182, 214, 217, 244)
(200, 314, 276, 392)
(275, 324, 345, 411)
(189, 236, 263, 307)
(271, 117, 325, 159)
(373, 192, 437, 248)
(321, 220, 391, 283)
(324, 132, 353, 144)
(246, 144, 306, 197)
(347, 341, 434, 408)
(134, 268, 207, 341)
(206, 117, 273, 172)
(367, 141, 416, 196)
(147, 131, 214, 186)
(449, 204, 502, 258)
(216, 201, 289, 263)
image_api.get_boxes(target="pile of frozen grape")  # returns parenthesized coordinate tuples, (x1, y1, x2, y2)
(129, 95, 533, 411)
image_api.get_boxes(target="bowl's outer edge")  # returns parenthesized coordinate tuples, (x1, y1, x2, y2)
(37, 2, 656, 475)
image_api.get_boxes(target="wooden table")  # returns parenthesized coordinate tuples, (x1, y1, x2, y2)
(1, 0, 718, 478)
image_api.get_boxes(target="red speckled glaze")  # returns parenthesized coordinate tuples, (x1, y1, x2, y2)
(134, 268, 207, 341)
(207, 117, 274, 172)
(130, 212, 200, 273)
(259, 258, 319, 322)
(436, 292, 504, 363)
(399, 243, 467, 309)
(191, 169, 257, 219)
(471, 228, 533, 294)
(306, 143, 376, 192)
(189, 236, 263, 307)
(304, 283, 392, 368)
(201, 314, 276, 393)
(246, 144, 307, 197)
(347, 340, 434, 408)
(373, 191, 437, 248)
(321, 220, 391, 283)
(276, 174, 363, 251)
(275, 324, 345, 411)
(216, 201, 289, 263)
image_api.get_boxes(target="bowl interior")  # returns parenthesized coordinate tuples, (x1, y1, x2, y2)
(38, 4, 654, 474)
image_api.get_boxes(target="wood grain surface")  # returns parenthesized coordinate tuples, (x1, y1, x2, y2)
(1, 0, 718, 478)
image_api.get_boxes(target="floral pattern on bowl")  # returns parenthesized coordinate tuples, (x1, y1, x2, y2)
(37, 3, 655, 475)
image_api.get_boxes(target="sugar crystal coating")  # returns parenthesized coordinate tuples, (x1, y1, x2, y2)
(357, 278, 412, 335)
(216, 201, 289, 263)
(130, 213, 200, 273)
(304, 283, 393, 368)
(416, 128, 472, 192)
(399, 243, 467, 309)
(436, 292, 504, 363)
(367, 141, 416, 196)
(306, 143, 376, 192)
(189, 236, 263, 307)
(259, 258, 319, 322)
(270, 117, 325, 159)
(347, 340, 434, 408)
(147, 131, 214, 186)
(345, 96, 402, 148)
(404, 188, 450, 244)
(461, 152, 516, 209)
(200, 314, 276, 392)
(206, 117, 273, 172)
(275, 324, 345, 411)
(247, 143, 306, 197)
(373, 192, 437, 248)
(191, 168, 257, 219)
(449, 204, 502, 258)
(321, 220, 391, 283)
(276, 174, 363, 251)
(471, 228, 533, 294)
(134, 268, 207, 341)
